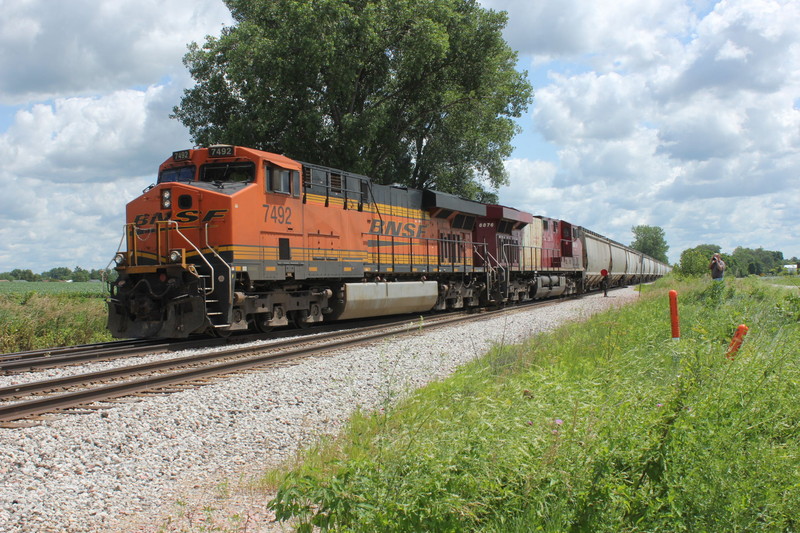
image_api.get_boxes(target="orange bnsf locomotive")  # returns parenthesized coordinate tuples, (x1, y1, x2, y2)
(107, 145, 669, 338)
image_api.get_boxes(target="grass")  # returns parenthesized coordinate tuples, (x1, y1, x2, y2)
(263, 277, 800, 532)
(0, 283, 112, 352)
(764, 275, 800, 288)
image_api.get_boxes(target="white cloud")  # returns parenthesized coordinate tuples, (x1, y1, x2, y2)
(0, 0, 231, 272)
(483, 0, 695, 70)
(0, 0, 232, 104)
(490, 0, 800, 262)
(1, 85, 191, 184)
(0, 176, 151, 271)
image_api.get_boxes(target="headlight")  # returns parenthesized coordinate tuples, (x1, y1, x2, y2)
(114, 253, 127, 266)
(161, 189, 172, 209)
(168, 249, 183, 263)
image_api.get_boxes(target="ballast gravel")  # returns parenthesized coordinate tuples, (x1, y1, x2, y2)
(0, 288, 640, 532)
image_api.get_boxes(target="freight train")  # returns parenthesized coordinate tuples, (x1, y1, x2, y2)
(107, 145, 670, 339)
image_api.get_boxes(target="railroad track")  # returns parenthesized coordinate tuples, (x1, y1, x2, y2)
(0, 295, 581, 424)
(0, 312, 468, 373)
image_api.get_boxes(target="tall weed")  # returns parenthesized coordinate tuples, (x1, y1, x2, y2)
(0, 292, 112, 352)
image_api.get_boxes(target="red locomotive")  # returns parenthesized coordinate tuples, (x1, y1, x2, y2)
(107, 145, 669, 338)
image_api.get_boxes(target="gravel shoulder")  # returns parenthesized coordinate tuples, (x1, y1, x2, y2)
(0, 288, 641, 532)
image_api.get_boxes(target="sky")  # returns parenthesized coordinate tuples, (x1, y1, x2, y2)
(0, 0, 798, 272)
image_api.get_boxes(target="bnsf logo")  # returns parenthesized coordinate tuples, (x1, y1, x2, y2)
(133, 210, 228, 226)
(369, 219, 428, 238)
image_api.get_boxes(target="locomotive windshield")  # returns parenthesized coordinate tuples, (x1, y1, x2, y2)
(158, 166, 195, 183)
(200, 162, 255, 183)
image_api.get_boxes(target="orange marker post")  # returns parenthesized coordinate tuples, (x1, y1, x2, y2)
(669, 290, 680, 340)
(726, 324, 749, 360)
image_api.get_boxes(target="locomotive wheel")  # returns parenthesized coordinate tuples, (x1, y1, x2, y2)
(291, 310, 311, 329)
(252, 314, 273, 333)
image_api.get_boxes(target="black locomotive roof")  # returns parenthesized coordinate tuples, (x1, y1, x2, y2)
(422, 189, 487, 217)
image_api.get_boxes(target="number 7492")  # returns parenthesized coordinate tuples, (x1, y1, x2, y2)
(263, 204, 292, 225)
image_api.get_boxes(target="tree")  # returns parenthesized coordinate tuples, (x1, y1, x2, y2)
(8, 269, 40, 282)
(676, 244, 721, 277)
(172, 0, 533, 202)
(630, 225, 669, 263)
(72, 266, 91, 282)
(42, 267, 72, 281)
(728, 247, 783, 277)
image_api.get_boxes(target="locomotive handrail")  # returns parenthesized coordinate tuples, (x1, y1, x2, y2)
(366, 233, 480, 274)
(162, 220, 217, 295)
(203, 222, 234, 310)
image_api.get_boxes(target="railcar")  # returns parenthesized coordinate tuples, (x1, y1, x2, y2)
(107, 145, 669, 339)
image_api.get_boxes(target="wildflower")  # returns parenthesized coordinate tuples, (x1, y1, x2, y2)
(656, 403, 663, 408)
(554, 418, 563, 425)
(526, 421, 533, 426)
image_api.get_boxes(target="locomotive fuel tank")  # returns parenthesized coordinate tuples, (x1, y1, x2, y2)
(329, 281, 439, 320)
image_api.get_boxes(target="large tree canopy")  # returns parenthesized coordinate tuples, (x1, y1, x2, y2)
(172, 0, 532, 201)
(630, 225, 669, 264)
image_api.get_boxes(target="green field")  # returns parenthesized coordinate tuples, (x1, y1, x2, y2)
(265, 277, 800, 532)
(0, 282, 112, 352)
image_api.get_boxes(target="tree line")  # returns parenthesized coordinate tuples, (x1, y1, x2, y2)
(675, 244, 795, 278)
(627, 226, 794, 278)
(0, 267, 108, 283)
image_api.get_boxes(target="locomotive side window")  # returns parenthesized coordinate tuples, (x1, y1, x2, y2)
(158, 166, 195, 183)
(498, 220, 514, 234)
(267, 166, 292, 194)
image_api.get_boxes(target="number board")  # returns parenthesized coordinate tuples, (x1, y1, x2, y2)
(172, 150, 191, 162)
(209, 146, 235, 158)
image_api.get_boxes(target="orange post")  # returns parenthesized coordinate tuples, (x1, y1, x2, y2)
(669, 290, 680, 340)
(726, 324, 749, 360)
